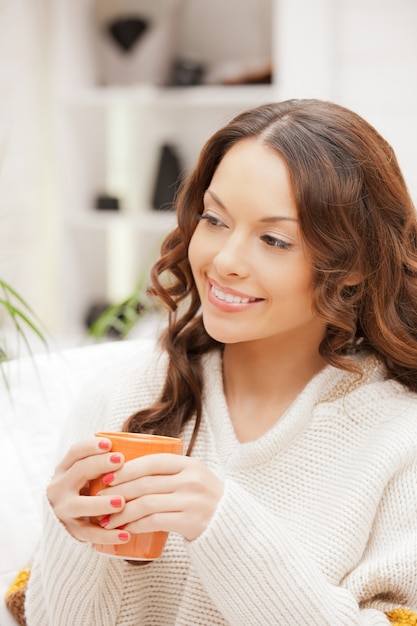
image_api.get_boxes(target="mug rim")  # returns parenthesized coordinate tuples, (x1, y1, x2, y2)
(95, 431, 183, 444)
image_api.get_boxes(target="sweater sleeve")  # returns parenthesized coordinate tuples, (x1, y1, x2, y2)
(26, 500, 127, 625)
(187, 464, 417, 626)
(25, 344, 166, 625)
(25, 370, 127, 626)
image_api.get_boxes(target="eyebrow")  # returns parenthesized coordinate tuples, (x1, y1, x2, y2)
(204, 189, 298, 224)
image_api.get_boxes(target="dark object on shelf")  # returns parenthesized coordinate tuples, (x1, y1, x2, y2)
(95, 193, 120, 211)
(221, 61, 273, 86)
(170, 58, 205, 86)
(96, 0, 184, 86)
(152, 144, 183, 211)
(108, 16, 149, 53)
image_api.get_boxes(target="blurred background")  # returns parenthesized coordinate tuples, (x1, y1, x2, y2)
(0, 0, 416, 354)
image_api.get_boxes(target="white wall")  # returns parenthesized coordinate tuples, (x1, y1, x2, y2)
(277, 0, 417, 200)
(336, 0, 417, 200)
(0, 0, 61, 348)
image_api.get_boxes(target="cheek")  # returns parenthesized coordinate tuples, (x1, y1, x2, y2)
(188, 229, 211, 274)
(187, 233, 199, 274)
(267, 264, 315, 304)
(188, 232, 207, 290)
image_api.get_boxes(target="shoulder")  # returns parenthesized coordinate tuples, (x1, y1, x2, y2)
(317, 353, 417, 451)
(319, 353, 416, 406)
(348, 354, 417, 415)
(97, 338, 168, 410)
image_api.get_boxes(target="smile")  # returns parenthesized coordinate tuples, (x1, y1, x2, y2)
(211, 284, 256, 304)
(208, 278, 263, 313)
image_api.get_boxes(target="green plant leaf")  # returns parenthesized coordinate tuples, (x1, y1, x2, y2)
(0, 279, 48, 362)
(86, 250, 157, 341)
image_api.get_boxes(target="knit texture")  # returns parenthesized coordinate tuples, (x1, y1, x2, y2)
(386, 609, 417, 625)
(25, 345, 417, 625)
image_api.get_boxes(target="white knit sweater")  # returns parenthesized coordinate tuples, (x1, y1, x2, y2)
(26, 343, 417, 625)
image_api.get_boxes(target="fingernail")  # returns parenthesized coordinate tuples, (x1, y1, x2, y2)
(99, 515, 110, 527)
(98, 440, 110, 450)
(117, 524, 127, 530)
(110, 497, 122, 508)
(102, 472, 115, 485)
(118, 532, 129, 541)
(110, 454, 122, 464)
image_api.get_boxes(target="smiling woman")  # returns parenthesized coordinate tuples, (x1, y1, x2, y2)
(25, 100, 417, 626)
(188, 139, 323, 365)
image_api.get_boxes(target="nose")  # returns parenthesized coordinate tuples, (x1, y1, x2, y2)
(212, 231, 250, 278)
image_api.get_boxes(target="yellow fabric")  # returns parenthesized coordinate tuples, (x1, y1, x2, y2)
(386, 608, 417, 625)
(4, 566, 30, 626)
(5, 567, 30, 597)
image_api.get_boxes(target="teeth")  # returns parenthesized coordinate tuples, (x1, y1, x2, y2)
(212, 284, 254, 304)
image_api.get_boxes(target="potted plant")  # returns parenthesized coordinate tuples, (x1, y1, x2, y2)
(0, 278, 48, 386)
(86, 271, 156, 341)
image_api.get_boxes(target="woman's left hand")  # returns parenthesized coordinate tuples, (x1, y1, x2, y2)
(96, 454, 224, 541)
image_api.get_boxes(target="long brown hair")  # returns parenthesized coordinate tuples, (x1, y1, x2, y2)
(125, 99, 417, 452)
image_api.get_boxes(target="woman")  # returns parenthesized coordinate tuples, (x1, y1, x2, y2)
(26, 99, 417, 625)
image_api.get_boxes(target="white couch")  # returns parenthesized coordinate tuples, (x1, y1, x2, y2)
(0, 339, 150, 626)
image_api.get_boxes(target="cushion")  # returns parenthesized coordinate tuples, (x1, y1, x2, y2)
(0, 339, 149, 626)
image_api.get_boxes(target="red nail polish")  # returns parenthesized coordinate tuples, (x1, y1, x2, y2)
(117, 524, 127, 530)
(98, 440, 110, 450)
(99, 515, 110, 527)
(118, 532, 129, 541)
(110, 497, 122, 508)
(102, 472, 115, 485)
(110, 454, 122, 464)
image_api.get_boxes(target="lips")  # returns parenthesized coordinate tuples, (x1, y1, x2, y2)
(211, 283, 256, 304)
(208, 279, 263, 306)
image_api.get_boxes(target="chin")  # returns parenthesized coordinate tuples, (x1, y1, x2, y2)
(202, 320, 250, 345)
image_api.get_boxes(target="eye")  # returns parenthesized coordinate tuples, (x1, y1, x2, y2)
(261, 234, 292, 250)
(195, 213, 226, 228)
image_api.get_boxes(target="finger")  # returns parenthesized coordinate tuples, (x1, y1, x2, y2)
(122, 512, 180, 536)
(110, 508, 198, 540)
(48, 451, 126, 512)
(56, 438, 113, 473)
(109, 453, 186, 487)
(69, 518, 131, 545)
(58, 494, 126, 520)
(114, 494, 216, 541)
(104, 493, 181, 530)
(65, 451, 125, 493)
(99, 473, 178, 502)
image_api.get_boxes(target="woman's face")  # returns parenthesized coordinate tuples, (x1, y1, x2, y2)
(188, 138, 326, 350)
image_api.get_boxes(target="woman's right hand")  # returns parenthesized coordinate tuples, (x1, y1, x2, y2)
(47, 437, 131, 545)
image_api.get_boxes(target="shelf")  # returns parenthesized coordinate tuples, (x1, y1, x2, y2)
(54, 0, 278, 337)
(62, 84, 278, 108)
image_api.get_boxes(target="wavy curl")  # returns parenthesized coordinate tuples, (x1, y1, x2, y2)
(125, 99, 417, 452)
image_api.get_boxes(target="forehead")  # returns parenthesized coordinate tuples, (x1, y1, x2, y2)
(208, 138, 298, 219)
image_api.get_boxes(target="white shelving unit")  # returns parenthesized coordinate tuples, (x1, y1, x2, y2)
(8, 0, 413, 349)
(52, 0, 333, 341)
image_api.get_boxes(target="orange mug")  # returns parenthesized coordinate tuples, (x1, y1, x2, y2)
(89, 431, 184, 560)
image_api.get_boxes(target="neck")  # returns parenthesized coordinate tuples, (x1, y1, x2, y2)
(222, 338, 326, 442)
(223, 335, 326, 393)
